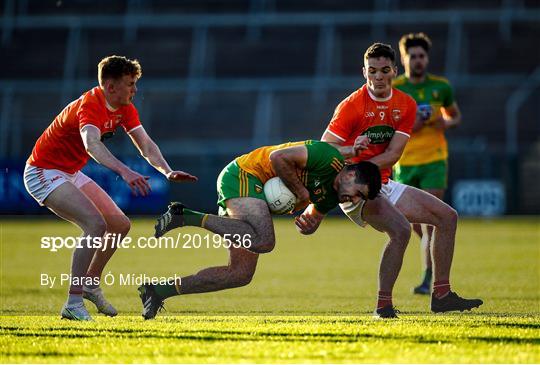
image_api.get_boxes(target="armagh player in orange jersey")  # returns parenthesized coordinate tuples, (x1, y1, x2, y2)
(321, 43, 482, 318)
(23, 56, 197, 320)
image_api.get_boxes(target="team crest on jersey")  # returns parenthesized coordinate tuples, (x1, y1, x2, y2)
(255, 184, 263, 193)
(432, 89, 440, 100)
(392, 109, 401, 122)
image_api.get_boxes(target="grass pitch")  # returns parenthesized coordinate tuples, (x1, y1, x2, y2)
(1, 217, 539, 363)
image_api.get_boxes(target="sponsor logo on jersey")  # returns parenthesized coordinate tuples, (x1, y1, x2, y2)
(362, 125, 395, 144)
(255, 184, 263, 193)
(365, 111, 375, 117)
(50, 175, 62, 183)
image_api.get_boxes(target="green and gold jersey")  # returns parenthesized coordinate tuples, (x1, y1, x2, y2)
(393, 73, 455, 166)
(236, 140, 344, 214)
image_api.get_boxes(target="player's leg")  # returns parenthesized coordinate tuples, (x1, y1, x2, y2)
(140, 198, 270, 319)
(78, 178, 129, 316)
(395, 185, 482, 312)
(361, 195, 411, 318)
(413, 159, 448, 294)
(79, 180, 130, 283)
(155, 161, 274, 253)
(176, 197, 271, 294)
(43, 182, 107, 320)
(413, 188, 444, 293)
(395, 163, 435, 295)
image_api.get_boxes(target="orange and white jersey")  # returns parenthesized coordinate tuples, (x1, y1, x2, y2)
(27, 86, 141, 174)
(325, 85, 416, 183)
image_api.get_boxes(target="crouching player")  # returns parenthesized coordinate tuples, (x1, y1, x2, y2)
(138, 140, 381, 319)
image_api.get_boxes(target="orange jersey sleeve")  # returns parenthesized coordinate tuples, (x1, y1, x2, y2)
(326, 99, 361, 142)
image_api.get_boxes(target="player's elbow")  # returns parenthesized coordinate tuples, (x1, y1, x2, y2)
(269, 150, 287, 171)
(269, 150, 283, 164)
(387, 151, 402, 167)
(84, 140, 100, 155)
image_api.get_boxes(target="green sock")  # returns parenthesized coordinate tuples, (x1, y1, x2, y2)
(184, 208, 207, 227)
(422, 268, 433, 286)
(154, 282, 180, 300)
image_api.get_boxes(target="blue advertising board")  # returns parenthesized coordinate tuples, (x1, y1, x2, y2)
(0, 158, 169, 215)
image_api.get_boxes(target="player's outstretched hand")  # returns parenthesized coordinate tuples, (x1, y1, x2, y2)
(121, 169, 151, 196)
(166, 170, 198, 183)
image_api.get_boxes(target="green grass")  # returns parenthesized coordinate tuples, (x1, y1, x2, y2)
(1, 217, 539, 363)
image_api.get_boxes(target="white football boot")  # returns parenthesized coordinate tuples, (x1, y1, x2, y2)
(61, 302, 92, 321)
(83, 287, 118, 317)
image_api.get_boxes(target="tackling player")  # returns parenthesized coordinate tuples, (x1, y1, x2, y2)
(23, 55, 197, 321)
(393, 33, 462, 295)
(138, 140, 381, 320)
(321, 43, 481, 318)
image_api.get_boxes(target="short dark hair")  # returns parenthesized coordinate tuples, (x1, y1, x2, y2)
(98, 55, 142, 86)
(364, 43, 396, 65)
(399, 32, 432, 55)
(346, 161, 381, 200)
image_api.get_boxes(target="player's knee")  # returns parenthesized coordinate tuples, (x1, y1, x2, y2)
(444, 207, 458, 228)
(389, 221, 411, 246)
(434, 205, 458, 229)
(109, 214, 131, 235)
(85, 216, 107, 237)
(252, 241, 275, 254)
(230, 270, 255, 288)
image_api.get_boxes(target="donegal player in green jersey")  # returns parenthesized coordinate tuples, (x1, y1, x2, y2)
(393, 33, 462, 295)
(138, 140, 381, 319)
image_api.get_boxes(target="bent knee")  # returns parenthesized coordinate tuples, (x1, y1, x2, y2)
(107, 215, 131, 234)
(229, 270, 255, 288)
(433, 205, 458, 228)
(443, 206, 458, 226)
(251, 241, 275, 254)
(85, 216, 107, 237)
(389, 221, 411, 245)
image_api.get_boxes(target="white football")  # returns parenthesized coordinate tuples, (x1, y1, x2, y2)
(264, 177, 297, 215)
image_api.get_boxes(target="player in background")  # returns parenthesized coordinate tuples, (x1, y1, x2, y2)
(23, 55, 197, 320)
(321, 43, 481, 318)
(393, 33, 462, 295)
(138, 140, 381, 320)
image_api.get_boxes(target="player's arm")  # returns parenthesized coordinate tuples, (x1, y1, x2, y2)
(440, 102, 461, 129)
(367, 133, 409, 170)
(295, 204, 325, 235)
(269, 146, 310, 211)
(81, 125, 151, 196)
(412, 110, 427, 133)
(127, 127, 197, 182)
(321, 131, 369, 158)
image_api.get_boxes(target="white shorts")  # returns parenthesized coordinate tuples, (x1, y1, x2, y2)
(340, 179, 408, 227)
(23, 164, 92, 206)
